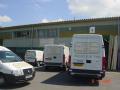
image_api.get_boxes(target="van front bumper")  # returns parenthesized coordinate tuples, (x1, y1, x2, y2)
(69, 69, 105, 79)
(4, 71, 36, 83)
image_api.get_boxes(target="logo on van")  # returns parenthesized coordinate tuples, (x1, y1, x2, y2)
(27, 70, 31, 74)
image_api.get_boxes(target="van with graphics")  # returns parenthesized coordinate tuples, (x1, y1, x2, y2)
(69, 34, 106, 80)
(0, 46, 35, 84)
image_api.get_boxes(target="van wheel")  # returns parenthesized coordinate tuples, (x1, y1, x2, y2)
(62, 66, 67, 71)
(36, 61, 40, 67)
(102, 73, 105, 78)
(44, 66, 48, 70)
(91, 79, 99, 86)
(0, 75, 5, 85)
(100, 73, 105, 80)
(39, 62, 43, 66)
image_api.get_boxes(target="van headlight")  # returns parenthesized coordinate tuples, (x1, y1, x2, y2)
(11, 70, 23, 76)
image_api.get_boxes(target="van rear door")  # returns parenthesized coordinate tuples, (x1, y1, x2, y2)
(71, 35, 103, 71)
(44, 46, 63, 63)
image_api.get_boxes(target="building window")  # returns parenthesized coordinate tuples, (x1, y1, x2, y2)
(38, 29, 58, 38)
(48, 30, 57, 37)
(14, 31, 30, 38)
(38, 30, 44, 38)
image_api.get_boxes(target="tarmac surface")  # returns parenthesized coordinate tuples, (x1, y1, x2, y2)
(0, 67, 120, 90)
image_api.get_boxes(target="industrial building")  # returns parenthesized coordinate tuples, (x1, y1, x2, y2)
(0, 17, 119, 71)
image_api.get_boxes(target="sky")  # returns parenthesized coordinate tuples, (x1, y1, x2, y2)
(0, 0, 120, 27)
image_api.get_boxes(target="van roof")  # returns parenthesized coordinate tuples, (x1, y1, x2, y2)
(0, 46, 11, 51)
(45, 44, 66, 47)
(73, 34, 102, 37)
(26, 50, 43, 52)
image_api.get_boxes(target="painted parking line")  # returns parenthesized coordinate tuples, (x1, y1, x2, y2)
(99, 79, 112, 85)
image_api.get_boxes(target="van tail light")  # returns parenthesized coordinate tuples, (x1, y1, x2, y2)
(102, 57, 106, 70)
(63, 54, 65, 64)
(43, 54, 44, 62)
(69, 55, 71, 66)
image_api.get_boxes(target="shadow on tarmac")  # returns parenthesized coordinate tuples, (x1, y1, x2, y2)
(0, 82, 30, 89)
(35, 66, 63, 72)
(41, 71, 99, 86)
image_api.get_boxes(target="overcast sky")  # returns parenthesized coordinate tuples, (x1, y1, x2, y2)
(0, 0, 120, 27)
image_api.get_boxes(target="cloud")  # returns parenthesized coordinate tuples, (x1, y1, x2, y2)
(0, 15, 12, 22)
(40, 0, 52, 2)
(33, 0, 52, 8)
(67, 0, 120, 18)
(41, 18, 64, 23)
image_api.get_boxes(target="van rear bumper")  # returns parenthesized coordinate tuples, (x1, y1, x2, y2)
(44, 62, 64, 67)
(69, 69, 105, 79)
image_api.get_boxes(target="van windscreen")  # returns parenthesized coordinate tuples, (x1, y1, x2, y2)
(0, 51, 22, 63)
(26, 51, 35, 58)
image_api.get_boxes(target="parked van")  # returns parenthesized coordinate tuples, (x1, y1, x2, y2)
(0, 46, 35, 84)
(25, 50, 43, 67)
(44, 44, 70, 70)
(69, 34, 106, 80)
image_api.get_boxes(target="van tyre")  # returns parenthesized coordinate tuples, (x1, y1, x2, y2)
(100, 72, 105, 80)
(36, 61, 40, 67)
(0, 75, 5, 85)
(102, 72, 105, 78)
(44, 66, 48, 70)
(91, 79, 99, 86)
(39, 61, 43, 66)
(62, 66, 67, 71)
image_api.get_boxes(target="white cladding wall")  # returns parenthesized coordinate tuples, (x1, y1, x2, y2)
(3, 38, 71, 47)
(54, 38, 71, 47)
(3, 38, 54, 47)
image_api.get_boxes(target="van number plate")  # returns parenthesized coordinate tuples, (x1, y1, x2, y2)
(26, 75, 32, 79)
(45, 57, 52, 60)
(74, 63, 84, 67)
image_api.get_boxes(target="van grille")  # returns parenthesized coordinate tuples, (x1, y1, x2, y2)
(23, 68, 32, 75)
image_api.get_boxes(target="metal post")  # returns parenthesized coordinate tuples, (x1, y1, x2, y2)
(12, 32, 14, 39)
(57, 27, 59, 38)
(56, 27, 60, 44)
(117, 17, 120, 70)
(31, 26, 34, 49)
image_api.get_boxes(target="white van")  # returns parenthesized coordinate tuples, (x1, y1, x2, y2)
(25, 50, 43, 67)
(44, 44, 70, 70)
(0, 46, 35, 84)
(69, 34, 106, 80)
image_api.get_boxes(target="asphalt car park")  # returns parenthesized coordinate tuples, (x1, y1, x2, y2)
(0, 67, 120, 90)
